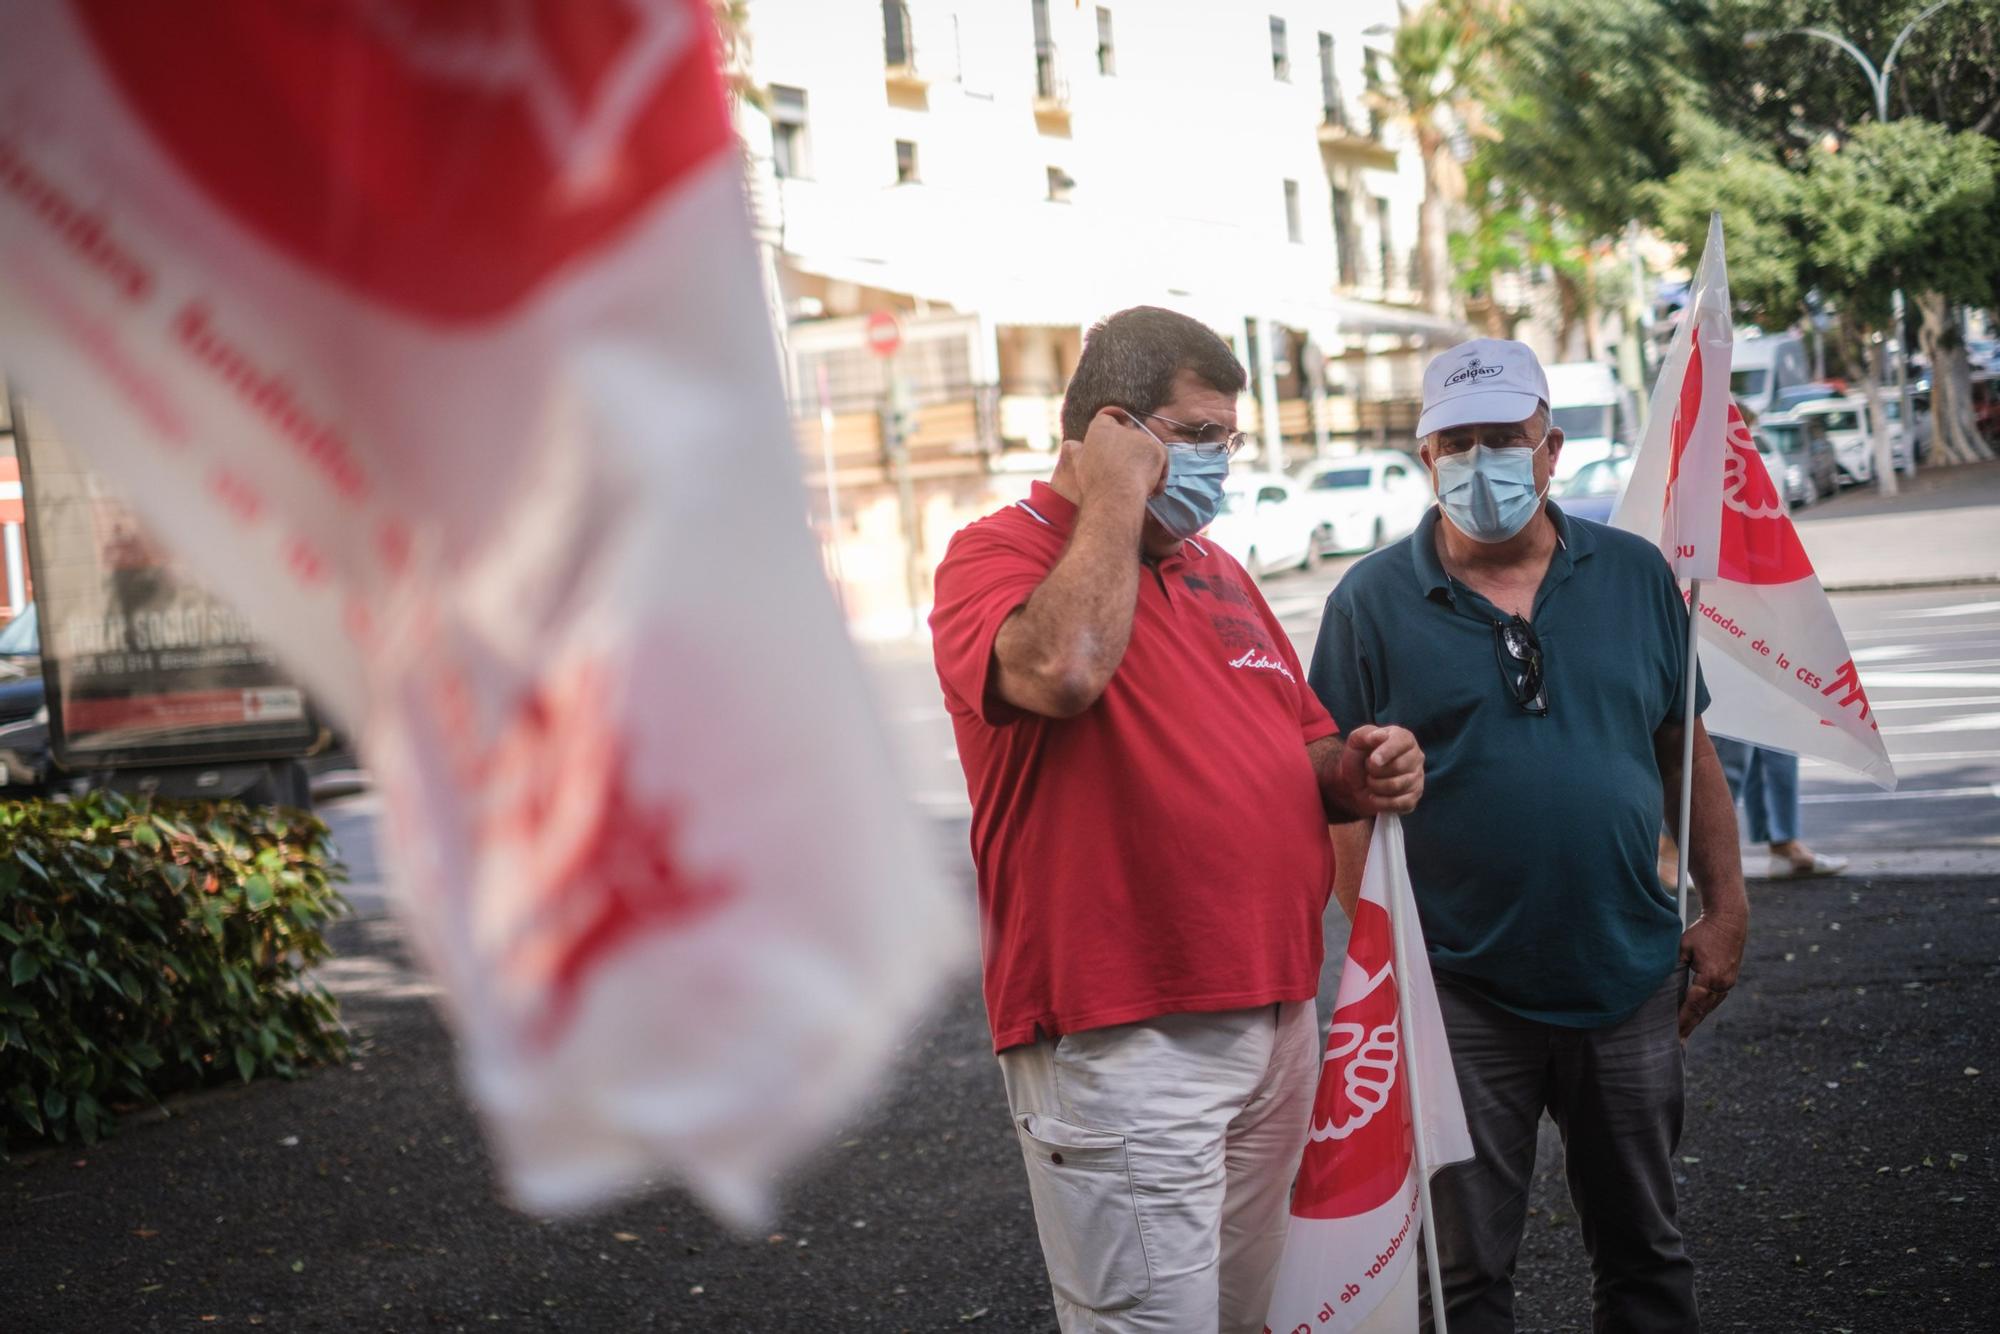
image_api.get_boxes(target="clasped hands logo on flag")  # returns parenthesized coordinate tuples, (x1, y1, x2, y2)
(1612, 214, 1895, 790)
(0, 0, 967, 1222)
(1265, 817, 1472, 1334)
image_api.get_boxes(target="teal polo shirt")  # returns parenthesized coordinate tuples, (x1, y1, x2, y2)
(1308, 502, 1709, 1028)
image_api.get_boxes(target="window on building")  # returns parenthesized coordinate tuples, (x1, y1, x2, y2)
(1047, 165, 1076, 202)
(1332, 186, 1357, 285)
(1318, 32, 1343, 127)
(1284, 179, 1302, 244)
(1270, 16, 1290, 81)
(1363, 49, 1385, 137)
(883, 1, 914, 67)
(895, 139, 920, 184)
(1376, 197, 1394, 291)
(770, 85, 810, 179)
(1032, 0, 1061, 99)
(1096, 7, 1116, 75)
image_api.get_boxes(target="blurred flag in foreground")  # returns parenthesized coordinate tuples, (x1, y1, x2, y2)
(0, 0, 965, 1221)
(1612, 218, 1894, 788)
(1265, 817, 1471, 1334)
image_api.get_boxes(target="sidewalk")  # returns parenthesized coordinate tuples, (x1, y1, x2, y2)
(1795, 458, 2000, 591)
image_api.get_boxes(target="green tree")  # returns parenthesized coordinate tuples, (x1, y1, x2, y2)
(1473, 0, 1692, 239)
(1371, 0, 1505, 320)
(1648, 115, 1810, 330)
(1806, 119, 2000, 461)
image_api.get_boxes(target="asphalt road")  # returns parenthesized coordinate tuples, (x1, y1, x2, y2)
(866, 570, 2000, 878)
(6, 871, 1994, 1332)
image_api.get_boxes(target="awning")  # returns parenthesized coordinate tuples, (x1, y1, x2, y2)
(1272, 298, 1471, 353)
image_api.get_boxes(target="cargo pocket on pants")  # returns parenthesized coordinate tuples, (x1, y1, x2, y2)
(1013, 1112, 1153, 1312)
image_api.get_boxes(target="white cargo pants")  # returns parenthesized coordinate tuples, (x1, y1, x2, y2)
(997, 1001, 1320, 1333)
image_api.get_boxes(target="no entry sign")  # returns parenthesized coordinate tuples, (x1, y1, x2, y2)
(864, 310, 902, 358)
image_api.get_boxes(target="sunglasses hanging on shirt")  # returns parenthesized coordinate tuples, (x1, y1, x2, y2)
(1492, 614, 1548, 716)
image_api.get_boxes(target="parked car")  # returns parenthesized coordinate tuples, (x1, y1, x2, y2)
(1292, 451, 1429, 554)
(1791, 395, 1909, 484)
(1765, 381, 1843, 417)
(1755, 414, 1841, 507)
(1545, 360, 1637, 482)
(1730, 330, 1813, 421)
(1972, 372, 2000, 443)
(1556, 454, 1636, 525)
(0, 603, 43, 726)
(1205, 472, 1317, 579)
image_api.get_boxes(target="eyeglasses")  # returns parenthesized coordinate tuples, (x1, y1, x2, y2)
(1432, 428, 1550, 457)
(1493, 614, 1548, 716)
(1136, 410, 1248, 458)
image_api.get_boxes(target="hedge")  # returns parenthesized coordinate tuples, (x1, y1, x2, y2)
(0, 792, 349, 1148)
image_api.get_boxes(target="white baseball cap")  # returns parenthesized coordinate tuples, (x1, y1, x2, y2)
(1417, 338, 1549, 439)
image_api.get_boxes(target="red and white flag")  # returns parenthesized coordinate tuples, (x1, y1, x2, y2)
(0, 0, 966, 1221)
(1265, 817, 1472, 1334)
(1632, 213, 1735, 582)
(1611, 219, 1895, 787)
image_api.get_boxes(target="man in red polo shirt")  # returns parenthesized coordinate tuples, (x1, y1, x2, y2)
(930, 307, 1424, 1333)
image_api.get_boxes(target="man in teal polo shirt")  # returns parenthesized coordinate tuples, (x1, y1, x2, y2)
(1307, 338, 1748, 1334)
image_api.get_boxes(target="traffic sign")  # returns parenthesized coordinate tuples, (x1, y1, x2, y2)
(864, 310, 902, 358)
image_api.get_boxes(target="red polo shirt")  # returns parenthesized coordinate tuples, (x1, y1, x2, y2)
(930, 481, 1339, 1051)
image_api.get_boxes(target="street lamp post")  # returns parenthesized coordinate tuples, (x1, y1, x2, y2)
(1745, 0, 1967, 497)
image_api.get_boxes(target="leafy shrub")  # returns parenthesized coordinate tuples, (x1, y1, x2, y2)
(0, 792, 348, 1147)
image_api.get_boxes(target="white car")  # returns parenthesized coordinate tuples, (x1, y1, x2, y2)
(1205, 472, 1317, 579)
(1792, 395, 1910, 484)
(1292, 451, 1430, 554)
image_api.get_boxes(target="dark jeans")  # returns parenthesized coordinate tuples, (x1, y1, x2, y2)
(1421, 973, 1698, 1334)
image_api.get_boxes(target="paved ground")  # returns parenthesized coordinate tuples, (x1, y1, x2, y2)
(4, 871, 1995, 1332)
(10, 460, 1997, 1331)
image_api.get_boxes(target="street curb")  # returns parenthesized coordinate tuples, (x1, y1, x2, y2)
(1821, 574, 2000, 594)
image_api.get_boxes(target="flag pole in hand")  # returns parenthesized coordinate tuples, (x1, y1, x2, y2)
(1384, 815, 1452, 1334)
(1676, 581, 1704, 925)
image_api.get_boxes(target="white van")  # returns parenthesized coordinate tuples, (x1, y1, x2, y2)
(1729, 330, 1812, 420)
(1544, 361, 1635, 482)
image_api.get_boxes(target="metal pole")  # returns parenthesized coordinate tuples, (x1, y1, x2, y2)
(815, 365, 848, 614)
(1256, 316, 1283, 472)
(1624, 218, 1650, 436)
(1383, 814, 1452, 1334)
(1675, 580, 1704, 925)
(885, 360, 925, 636)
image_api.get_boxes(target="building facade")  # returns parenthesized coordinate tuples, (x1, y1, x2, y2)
(735, 0, 1462, 635)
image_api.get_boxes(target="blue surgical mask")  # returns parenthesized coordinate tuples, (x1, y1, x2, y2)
(1432, 437, 1549, 543)
(1140, 428, 1232, 540)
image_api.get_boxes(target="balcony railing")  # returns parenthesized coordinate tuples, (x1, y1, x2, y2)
(883, 1, 913, 66)
(1034, 42, 1068, 106)
(883, 1, 925, 91)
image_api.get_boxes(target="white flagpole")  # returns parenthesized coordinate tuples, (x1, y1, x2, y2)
(1675, 581, 1704, 924)
(1382, 816, 1451, 1334)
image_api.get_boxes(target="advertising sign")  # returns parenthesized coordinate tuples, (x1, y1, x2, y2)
(11, 394, 320, 771)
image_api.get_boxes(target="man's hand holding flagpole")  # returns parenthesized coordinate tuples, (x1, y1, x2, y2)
(1264, 816, 1473, 1334)
(1612, 211, 1896, 1033)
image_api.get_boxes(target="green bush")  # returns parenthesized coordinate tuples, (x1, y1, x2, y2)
(0, 792, 348, 1147)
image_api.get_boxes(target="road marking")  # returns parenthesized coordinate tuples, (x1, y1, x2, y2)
(1887, 599, 2000, 620)
(1860, 672, 2000, 689)
(911, 790, 973, 816)
(1868, 658, 2000, 672)
(1879, 711, 2000, 736)
(1848, 624, 2000, 641)
(1803, 751, 2000, 767)
(1269, 595, 1328, 620)
(1798, 784, 2000, 805)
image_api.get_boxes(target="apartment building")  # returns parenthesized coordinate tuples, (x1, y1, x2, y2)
(735, 0, 1463, 634)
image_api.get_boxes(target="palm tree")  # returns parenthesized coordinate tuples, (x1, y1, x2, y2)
(1369, 1, 1506, 321)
